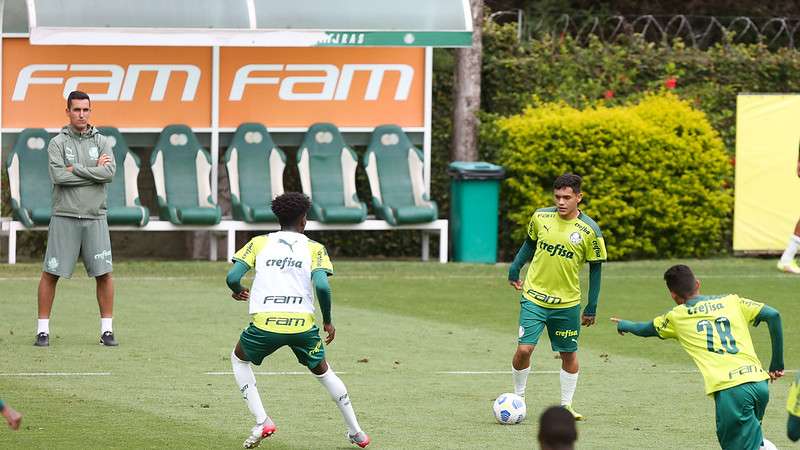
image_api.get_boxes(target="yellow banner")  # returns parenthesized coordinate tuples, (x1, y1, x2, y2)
(734, 95, 800, 252)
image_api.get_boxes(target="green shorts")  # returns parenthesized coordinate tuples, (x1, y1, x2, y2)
(713, 380, 769, 450)
(239, 324, 326, 369)
(518, 300, 580, 352)
(43, 215, 112, 278)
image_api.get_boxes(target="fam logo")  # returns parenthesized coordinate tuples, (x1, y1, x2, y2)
(263, 295, 304, 305)
(13, 63, 415, 103)
(265, 316, 306, 327)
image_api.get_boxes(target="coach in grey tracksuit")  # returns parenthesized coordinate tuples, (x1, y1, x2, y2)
(35, 90, 119, 347)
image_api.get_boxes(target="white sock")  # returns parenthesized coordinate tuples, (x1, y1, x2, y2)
(315, 367, 362, 435)
(512, 366, 530, 397)
(780, 235, 800, 265)
(100, 318, 113, 333)
(231, 351, 268, 424)
(37, 319, 49, 335)
(560, 369, 579, 406)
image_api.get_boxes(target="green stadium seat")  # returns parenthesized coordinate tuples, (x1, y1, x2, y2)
(297, 123, 366, 223)
(363, 125, 437, 225)
(98, 127, 149, 226)
(223, 123, 286, 223)
(6, 128, 52, 228)
(150, 125, 221, 225)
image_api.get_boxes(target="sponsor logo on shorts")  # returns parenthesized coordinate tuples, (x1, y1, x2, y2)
(47, 257, 58, 270)
(94, 249, 112, 265)
(310, 340, 323, 356)
(554, 329, 578, 338)
(518, 326, 525, 338)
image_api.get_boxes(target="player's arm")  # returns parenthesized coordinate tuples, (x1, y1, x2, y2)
(71, 141, 115, 183)
(312, 270, 335, 344)
(226, 260, 251, 301)
(582, 262, 602, 325)
(610, 318, 658, 337)
(47, 139, 94, 186)
(508, 237, 535, 289)
(754, 305, 784, 379)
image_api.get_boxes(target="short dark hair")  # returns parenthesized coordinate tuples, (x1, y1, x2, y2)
(553, 173, 582, 194)
(664, 264, 697, 299)
(538, 406, 577, 450)
(67, 90, 91, 109)
(271, 192, 311, 227)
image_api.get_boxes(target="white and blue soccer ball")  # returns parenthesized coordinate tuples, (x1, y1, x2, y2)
(493, 393, 526, 424)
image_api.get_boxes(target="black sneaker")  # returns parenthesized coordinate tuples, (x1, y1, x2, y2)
(100, 331, 118, 347)
(34, 332, 49, 347)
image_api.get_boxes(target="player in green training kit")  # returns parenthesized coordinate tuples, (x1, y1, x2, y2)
(787, 373, 800, 441)
(508, 173, 606, 420)
(612, 264, 784, 450)
(225, 192, 369, 449)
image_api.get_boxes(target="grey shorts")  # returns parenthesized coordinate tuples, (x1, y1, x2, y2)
(43, 215, 113, 278)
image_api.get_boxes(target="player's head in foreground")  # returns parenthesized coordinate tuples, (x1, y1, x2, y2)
(553, 173, 583, 219)
(664, 264, 701, 304)
(66, 90, 91, 132)
(538, 406, 577, 450)
(271, 192, 311, 232)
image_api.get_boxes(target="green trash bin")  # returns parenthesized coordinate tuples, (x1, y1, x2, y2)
(448, 162, 505, 263)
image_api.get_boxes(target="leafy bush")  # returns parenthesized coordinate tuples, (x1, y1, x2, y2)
(486, 94, 732, 260)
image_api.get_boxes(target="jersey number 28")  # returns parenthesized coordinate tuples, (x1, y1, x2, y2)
(696, 317, 739, 354)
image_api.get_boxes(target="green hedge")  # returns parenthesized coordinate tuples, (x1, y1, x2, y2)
(481, 23, 800, 158)
(484, 94, 732, 260)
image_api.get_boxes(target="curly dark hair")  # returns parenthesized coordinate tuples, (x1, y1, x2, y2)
(271, 192, 311, 227)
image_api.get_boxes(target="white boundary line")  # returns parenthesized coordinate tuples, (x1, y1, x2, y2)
(0, 273, 795, 282)
(437, 370, 560, 375)
(0, 372, 111, 376)
(205, 371, 348, 376)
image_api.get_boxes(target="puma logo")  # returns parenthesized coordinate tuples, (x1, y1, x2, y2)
(543, 224, 550, 232)
(278, 238, 296, 253)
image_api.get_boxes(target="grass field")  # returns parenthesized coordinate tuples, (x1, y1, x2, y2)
(0, 258, 797, 449)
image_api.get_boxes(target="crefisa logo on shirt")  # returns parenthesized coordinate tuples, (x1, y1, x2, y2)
(264, 257, 303, 269)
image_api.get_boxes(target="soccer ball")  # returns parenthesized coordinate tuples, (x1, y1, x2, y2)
(493, 393, 526, 424)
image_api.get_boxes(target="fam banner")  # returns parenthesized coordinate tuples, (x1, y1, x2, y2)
(2, 39, 425, 129)
(2, 39, 212, 128)
(734, 94, 800, 252)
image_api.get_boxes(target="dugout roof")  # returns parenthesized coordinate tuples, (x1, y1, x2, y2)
(8, 0, 473, 47)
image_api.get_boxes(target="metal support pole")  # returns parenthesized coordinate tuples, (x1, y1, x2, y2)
(209, 45, 220, 260)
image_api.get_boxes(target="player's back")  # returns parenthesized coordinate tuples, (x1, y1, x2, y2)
(655, 294, 769, 394)
(233, 231, 333, 334)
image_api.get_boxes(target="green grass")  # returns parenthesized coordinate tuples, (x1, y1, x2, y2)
(0, 258, 797, 449)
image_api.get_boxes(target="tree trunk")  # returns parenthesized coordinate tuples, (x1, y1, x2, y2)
(451, 0, 484, 162)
